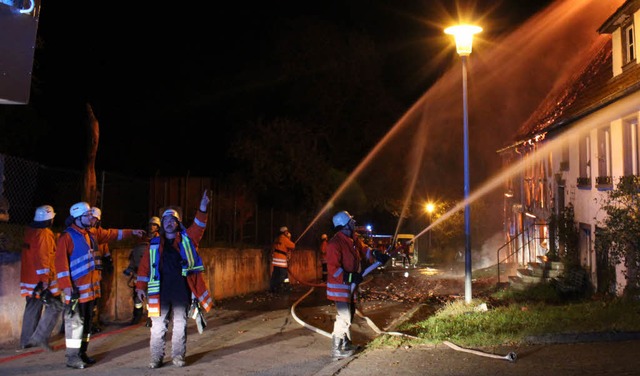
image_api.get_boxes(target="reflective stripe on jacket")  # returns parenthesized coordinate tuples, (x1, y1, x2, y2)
(271, 233, 295, 268)
(136, 210, 213, 317)
(20, 226, 60, 297)
(56, 224, 135, 304)
(325, 231, 374, 303)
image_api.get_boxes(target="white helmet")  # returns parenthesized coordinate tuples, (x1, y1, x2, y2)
(279, 226, 289, 233)
(70, 202, 91, 218)
(90, 207, 102, 221)
(162, 209, 180, 222)
(34, 205, 56, 221)
(149, 216, 161, 226)
(332, 211, 353, 227)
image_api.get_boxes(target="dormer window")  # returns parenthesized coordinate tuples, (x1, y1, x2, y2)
(625, 23, 635, 63)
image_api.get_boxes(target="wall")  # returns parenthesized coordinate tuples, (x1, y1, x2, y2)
(0, 246, 319, 348)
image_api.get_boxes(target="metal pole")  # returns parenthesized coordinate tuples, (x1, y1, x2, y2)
(462, 55, 472, 304)
(428, 213, 432, 254)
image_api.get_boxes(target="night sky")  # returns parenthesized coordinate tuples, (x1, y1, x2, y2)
(16, 0, 557, 178)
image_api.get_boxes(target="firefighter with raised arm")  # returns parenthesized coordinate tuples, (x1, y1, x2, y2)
(135, 190, 213, 369)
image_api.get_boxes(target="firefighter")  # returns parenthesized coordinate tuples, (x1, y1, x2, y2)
(269, 226, 296, 293)
(124, 216, 160, 325)
(55, 202, 144, 369)
(326, 210, 389, 360)
(136, 190, 213, 369)
(19, 205, 63, 352)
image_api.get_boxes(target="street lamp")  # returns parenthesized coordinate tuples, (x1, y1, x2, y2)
(444, 24, 482, 304)
(425, 202, 435, 256)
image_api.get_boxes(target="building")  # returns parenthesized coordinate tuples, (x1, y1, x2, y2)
(497, 0, 640, 295)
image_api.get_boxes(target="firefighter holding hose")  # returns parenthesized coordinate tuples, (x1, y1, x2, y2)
(325, 210, 390, 360)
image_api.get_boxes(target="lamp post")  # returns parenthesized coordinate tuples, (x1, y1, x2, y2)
(444, 24, 481, 304)
(425, 202, 435, 256)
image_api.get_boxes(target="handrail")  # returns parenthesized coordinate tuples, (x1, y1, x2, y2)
(496, 223, 540, 284)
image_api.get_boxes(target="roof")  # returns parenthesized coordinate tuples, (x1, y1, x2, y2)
(598, 0, 640, 34)
(499, 36, 640, 152)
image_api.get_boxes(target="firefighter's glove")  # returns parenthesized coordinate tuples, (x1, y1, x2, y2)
(41, 288, 53, 304)
(373, 250, 391, 265)
(64, 287, 80, 316)
(31, 281, 44, 298)
(42, 289, 64, 310)
(136, 289, 146, 302)
(343, 272, 363, 285)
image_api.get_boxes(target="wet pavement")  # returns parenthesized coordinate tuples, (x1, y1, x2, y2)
(2, 265, 640, 375)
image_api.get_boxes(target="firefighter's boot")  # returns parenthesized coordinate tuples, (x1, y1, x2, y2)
(331, 335, 355, 361)
(79, 341, 96, 364)
(341, 335, 360, 353)
(66, 349, 87, 369)
(130, 307, 143, 325)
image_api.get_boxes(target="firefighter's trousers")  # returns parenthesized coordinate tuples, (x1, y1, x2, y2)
(64, 299, 95, 360)
(149, 300, 188, 361)
(332, 299, 356, 340)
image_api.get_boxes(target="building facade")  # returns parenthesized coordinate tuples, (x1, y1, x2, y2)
(498, 0, 640, 295)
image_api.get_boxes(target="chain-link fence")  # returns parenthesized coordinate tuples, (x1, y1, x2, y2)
(0, 153, 321, 253)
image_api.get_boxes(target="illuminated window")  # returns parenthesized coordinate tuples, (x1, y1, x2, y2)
(622, 116, 639, 176)
(597, 126, 611, 178)
(578, 134, 591, 188)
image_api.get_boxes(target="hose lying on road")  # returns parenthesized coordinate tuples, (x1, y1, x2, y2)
(290, 287, 332, 338)
(289, 278, 418, 341)
(442, 340, 517, 362)
(288, 267, 516, 361)
(291, 262, 418, 339)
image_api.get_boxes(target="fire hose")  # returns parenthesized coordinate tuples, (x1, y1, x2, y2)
(289, 261, 417, 340)
(288, 264, 517, 362)
(442, 341, 517, 362)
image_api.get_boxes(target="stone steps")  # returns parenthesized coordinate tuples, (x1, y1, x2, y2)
(508, 257, 565, 290)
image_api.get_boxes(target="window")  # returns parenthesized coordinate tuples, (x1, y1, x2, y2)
(625, 24, 636, 63)
(622, 116, 639, 176)
(578, 134, 591, 187)
(596, 126, 611, 179)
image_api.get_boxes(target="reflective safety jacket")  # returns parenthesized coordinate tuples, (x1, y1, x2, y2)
(271, 233, 295, 269)
(20, 225, 60, 298)
(136, 210, 213, 317)
(56, 224, 135, 304)
(326, 231, 375, 303)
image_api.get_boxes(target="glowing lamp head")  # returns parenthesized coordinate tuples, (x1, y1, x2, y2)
(444, 25, 482, 56)
(425, 203, 435, 214)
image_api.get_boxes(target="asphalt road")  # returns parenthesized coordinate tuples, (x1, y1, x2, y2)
(2, 266, 640, 375)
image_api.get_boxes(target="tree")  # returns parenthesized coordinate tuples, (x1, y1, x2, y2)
(84, 103, 98, 205)
(230, 117, 332, 212)
(549, 203, 580, 267)
(595, 176, 640, 296)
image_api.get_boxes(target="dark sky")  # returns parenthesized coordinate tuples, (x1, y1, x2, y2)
(27, 0, 555, 177)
